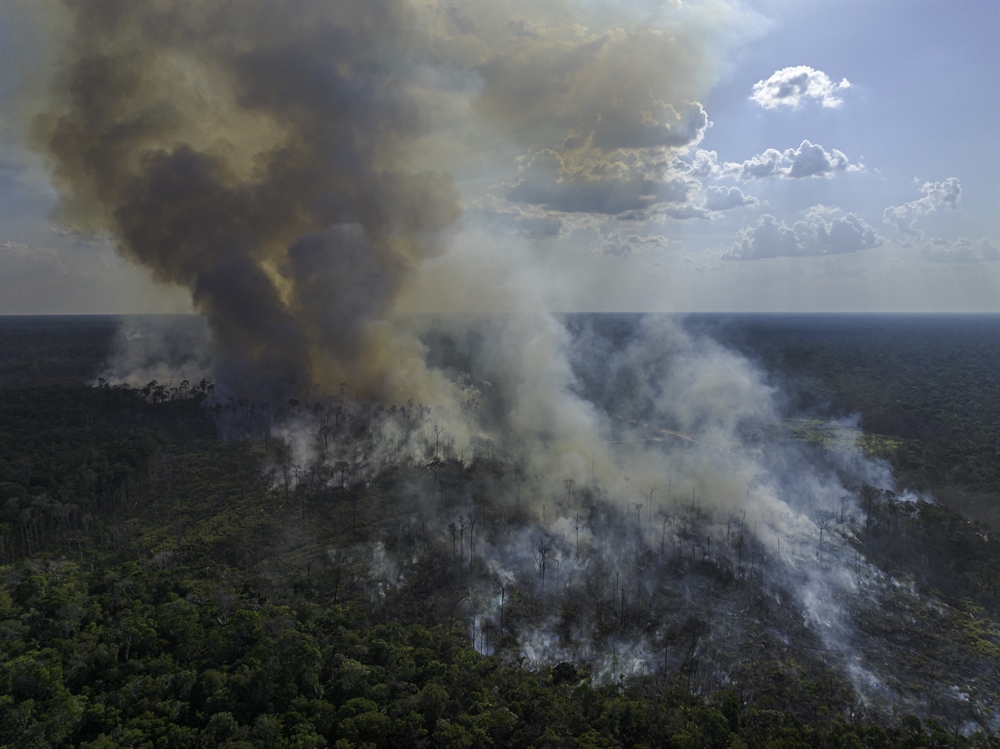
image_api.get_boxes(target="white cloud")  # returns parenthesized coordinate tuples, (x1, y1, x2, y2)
(503, 146, 768, 221)
(507, 149, 668, 215)
(590, 232, 672, 258)
(476, 23, 719, 155)
(882, 178, 962, 234)
(725, 210, 883, 261)
(721, 140, 862, 181)
(920, 238, 974, 263)
(682, 149, 720, 178)
(750, 66, 851, 109)
(471, 193, 568, 238)
(472, 19, 725, 226)
(591, 99, 709, 152)
(505, 148, 707, 220)
(918, 236, 998, 263)
(877, 178, 992, 263)
(661, 203, 711, 221)
(704, 185, 758, 212)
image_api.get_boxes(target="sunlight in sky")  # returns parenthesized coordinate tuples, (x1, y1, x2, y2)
(0, 0, 996, 314)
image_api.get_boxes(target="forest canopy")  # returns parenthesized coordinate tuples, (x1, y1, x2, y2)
(1, 314, 998, 748)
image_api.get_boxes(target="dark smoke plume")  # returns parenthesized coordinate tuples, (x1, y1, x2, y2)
(33, 0, 459, 400)
(25, 4, 996, 728)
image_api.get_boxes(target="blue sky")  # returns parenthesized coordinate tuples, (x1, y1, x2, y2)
(1, 0, 997, 314)
(705, 1, 998, 241)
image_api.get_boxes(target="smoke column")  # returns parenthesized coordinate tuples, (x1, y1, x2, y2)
(28, 1, 969, 721)
(30, 0, 746, 471)
(32, 0, 463, 401)
(30, 0, 738, 402)
(27, 0, 852, 631)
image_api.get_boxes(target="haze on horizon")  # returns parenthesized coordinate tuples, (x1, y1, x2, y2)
(0, 4, 997, 729)
(0, 0, 997, 317)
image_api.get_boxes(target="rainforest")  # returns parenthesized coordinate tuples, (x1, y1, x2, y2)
(2, 2, 998, 747)
(1, 313, 997, 749)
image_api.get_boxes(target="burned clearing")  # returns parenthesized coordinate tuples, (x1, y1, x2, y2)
(1, 313, 997, 748)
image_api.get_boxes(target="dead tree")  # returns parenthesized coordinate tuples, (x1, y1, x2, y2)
(496, 581, 506, 641)
(815, 512, 834, 561)
(328, 546, 351, 604)
(533, 534, 553, 590)
(860, 484, 880, 537)
(468, 511, 478, 561)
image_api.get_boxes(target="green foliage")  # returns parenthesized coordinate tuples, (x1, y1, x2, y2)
(857, 493, 1000, 615)
(6, 556, 996, 748)
(710, 315, 999, 505)
(2, 317, 999, 747)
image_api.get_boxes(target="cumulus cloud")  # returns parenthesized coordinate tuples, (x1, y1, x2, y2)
(476, 23, 717, 155)
(684, 149, 720, 178)
(750, 66, 851, 109)
(661, 203, 711, 221)
(722, 140, 861, 181)
(919, 236, 998, 263)
(506, 148, 697, 218)
(881, 180, 992, 262)
(882, 178, 962, 234)
(592, 98, 709, 152)
(725, 209, 883, 261)
(503, 151, 761, 221)
(470, 15, 734, 224)
(472, 193, 568, 239)
(589, 232, 672, 258)
(704, 185, 758, 211)
(980, 237, 1000, 261)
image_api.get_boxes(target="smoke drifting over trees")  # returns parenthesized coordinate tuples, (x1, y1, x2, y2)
(18, 1, 999, 734)
(30, 0, 754, 508)
(29, 0, 738, 402)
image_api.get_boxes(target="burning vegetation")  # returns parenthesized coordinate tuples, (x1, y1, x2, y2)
(2, 314, 998, 746)
(2, 0, 998, 745)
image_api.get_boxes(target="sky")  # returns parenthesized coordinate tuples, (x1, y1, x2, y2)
(0, 0, 997, 315)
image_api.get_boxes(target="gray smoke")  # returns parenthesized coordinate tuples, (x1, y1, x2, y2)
(26, 1, 988, 728)
(33, 0, 459, 401)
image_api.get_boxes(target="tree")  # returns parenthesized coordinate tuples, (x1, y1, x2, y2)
(533, 534, 553, 589)
(426, 458, 444, 501)
(815, 512, 834, 562)
(433, 425, 444, 460)
(333, 461, 348, 491)
(328, 546, 351, 604)
(468, 511, 478, 561)
(860, 484, 880, 537)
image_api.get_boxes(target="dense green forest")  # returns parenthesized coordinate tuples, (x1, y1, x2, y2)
(1, 316, 998, 748)
(696, 315, 999, 529)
